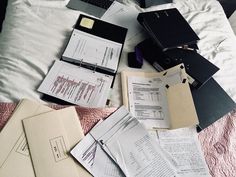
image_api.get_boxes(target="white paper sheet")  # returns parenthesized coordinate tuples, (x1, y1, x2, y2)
(63, 29, 122, 73)
(71, 126, 125, 177)
(90, 106, 177, 177)
(38, 60, 113, 107)
(125, 67, 186, 129)
(157, 127, 211, 177)
(127, 76, 170, 129)
(101, 1, 144, 43)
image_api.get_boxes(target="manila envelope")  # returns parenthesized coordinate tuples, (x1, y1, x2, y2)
(23, 107, 91, 177)
(0, 99, 53, 177)
(121, 64, 199, 129)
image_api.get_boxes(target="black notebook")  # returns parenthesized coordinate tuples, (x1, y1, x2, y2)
(137, 38, 219, 88)
(191, 78, 236, 131)
(62, 14, 127, 76)
(137, 8, 199, 51)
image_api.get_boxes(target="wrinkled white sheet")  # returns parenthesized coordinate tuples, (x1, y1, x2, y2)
(0, 0, 235, 107)
(229, 10, 236, 34)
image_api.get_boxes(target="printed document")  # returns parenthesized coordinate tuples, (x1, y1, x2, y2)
(38, 60, 113, 107)
(90, 106, 177, 177)
(101, 1, 144, 43)
(156, 127, 210, 177)
(127, 76, 170, 129)
(121, 64, 199, 129)
(71, 132, 125, 177)
(63, 29, 122, 73)
(126, 66, 184, 129)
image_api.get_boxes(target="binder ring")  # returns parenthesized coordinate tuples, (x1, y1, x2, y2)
(164, 11, 169, 16)
(93, 63, 98, 73)
(79, 59, 83, 68)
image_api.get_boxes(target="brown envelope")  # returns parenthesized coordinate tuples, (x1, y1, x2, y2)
(0, 99, 52, 177)
(23, 107, 91, 177)
(121, 64, 199, 129)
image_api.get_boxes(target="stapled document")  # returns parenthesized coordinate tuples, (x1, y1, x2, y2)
(89, 106, 177, 177)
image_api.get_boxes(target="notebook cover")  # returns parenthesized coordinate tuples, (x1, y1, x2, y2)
(137, 8, 199, 51)
(191, 78, 236, 131)
(137, 38, 219, 88)
(138, 0, 173, 8)
(75, 14, 127, 44)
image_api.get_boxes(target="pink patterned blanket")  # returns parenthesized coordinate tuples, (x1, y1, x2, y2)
(0, 103, 236, 177)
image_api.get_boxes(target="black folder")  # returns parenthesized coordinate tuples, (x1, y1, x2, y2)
(137, 8, 199, 51)
(137, 38, 219, 88)
(191, 78, 236, 131)
(135, 0, 173, 8)
(62, 14, 127, 76)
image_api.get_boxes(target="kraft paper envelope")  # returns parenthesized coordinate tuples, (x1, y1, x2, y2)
(121, 64, 199, 129)
(23, 107, 91, 177)
(0, 99, 52, 177)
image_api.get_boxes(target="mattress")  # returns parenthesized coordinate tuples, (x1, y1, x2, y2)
(0, 0, 236, 107)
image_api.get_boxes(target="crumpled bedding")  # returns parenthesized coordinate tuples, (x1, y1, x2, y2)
(0, 102, 116, 134)
(198, 108, 236, 177)
(1, 103, 236, 176)
(0, 0, 236, 106)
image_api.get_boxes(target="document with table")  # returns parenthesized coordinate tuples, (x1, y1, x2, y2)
(121, 64, 199, 129)
(38, 60, 113, 107)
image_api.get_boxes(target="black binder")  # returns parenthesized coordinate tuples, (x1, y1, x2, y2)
(191, 78, 236, 131)
(137, 8, 199, 51)
(62, 14, 127, 76)
(137, 38, 219, 88)
(135, 0, 173, 8)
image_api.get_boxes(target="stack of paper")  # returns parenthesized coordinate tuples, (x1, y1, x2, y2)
(72, 106, 177, 177)
(0, 99, 91, 177)
(0, 99, 211, 177)
(71, 106, 211, 177)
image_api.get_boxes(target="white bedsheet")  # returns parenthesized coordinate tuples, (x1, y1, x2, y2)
(0, 0, 235, 107)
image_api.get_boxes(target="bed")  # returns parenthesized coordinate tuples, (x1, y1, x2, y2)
(0, 0, 236, 176)
(0, 0, 235, 104)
